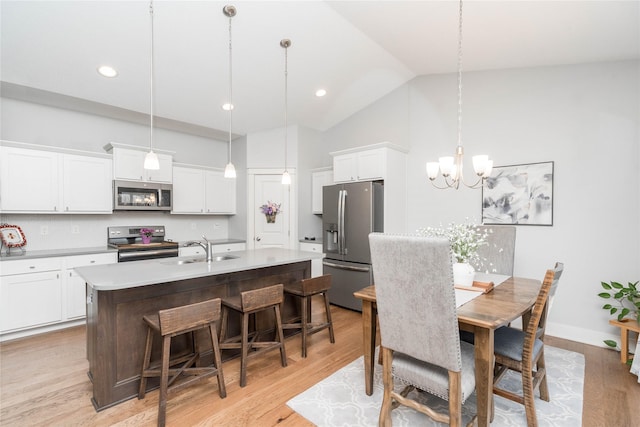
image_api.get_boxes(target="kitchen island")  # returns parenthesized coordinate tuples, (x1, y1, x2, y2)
(75, 248, 321, 411)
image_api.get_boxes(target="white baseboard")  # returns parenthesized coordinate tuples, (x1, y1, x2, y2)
(0, 319, 85, 343)
(546, 320, 637, 353)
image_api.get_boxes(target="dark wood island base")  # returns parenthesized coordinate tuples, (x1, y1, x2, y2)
(86, 260, 310, 411)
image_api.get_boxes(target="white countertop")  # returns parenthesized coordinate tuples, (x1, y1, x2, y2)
(74, 248, 322, 291)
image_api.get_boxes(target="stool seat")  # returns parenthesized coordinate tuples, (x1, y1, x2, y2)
(138, 299, 226, 427)
(282, 274, 335, 357)
(219, 284, 287, 387)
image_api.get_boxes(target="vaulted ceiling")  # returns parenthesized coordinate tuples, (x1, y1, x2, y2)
(2, 1, 638, 139)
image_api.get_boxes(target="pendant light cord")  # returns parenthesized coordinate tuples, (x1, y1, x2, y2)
(457, 0, 463, 148)
(227, 11, 233, 162)
(284, 43, 288, 172)
(149, 0, 155, 152)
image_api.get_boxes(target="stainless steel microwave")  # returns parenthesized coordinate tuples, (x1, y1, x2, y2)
(113, 180, 172, 211)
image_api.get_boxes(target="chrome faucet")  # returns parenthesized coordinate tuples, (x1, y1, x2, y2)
(185, 235, 213, 262)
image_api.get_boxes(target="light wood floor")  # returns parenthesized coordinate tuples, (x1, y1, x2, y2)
(1, 305, 638, 426)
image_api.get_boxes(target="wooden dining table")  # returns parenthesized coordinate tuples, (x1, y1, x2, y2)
(353, 276, 541, 427)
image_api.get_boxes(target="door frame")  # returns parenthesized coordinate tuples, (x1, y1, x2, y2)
(247, 168, 297, 250)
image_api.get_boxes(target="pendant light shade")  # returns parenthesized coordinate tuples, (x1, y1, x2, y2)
(281, 38, 291, 186)
(144, 0, 160, 171)
(223, 5, 237, 179)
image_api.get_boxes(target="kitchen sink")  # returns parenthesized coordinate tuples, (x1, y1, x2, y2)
(163, 255, 239, 265)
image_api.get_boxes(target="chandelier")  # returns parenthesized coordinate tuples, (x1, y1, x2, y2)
(143, 0, 160, 170)
(281, 39, 291, 185)
(426, 0, 492, 189)
(223, 5, 237, 179)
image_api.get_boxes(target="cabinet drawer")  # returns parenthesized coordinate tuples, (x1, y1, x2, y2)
(0, 258, 63, 276)
(66, 253, 117, 269)
(299, 242, 323, 253)
(179, 246, 206, 257)
(213, 243, 246, 253)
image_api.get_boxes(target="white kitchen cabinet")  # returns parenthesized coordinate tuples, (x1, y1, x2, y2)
(179, 246, 206, 257)
(0, 145, 112, 214)
(0, 146, 60, 212)
(332, 148, 385, 183)
(172, 165, 236, 215)
(311, 169, 333, 214)
(0, 259, 63, 333)
(299, 241, 324, 277)
(64, 253, 116, 320)
(213, 243, 245, 253)
(106, 143, 173, 183)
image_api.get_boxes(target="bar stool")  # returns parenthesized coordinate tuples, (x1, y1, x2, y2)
(282, 274, 335, 357)
(219, 284, 287, 387)
(138, 299, 226, 427)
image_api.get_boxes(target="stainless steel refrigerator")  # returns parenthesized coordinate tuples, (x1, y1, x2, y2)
(322, 181, 383, 311)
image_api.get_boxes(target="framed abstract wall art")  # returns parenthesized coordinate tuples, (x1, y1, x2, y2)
(482, 161, 554, 226)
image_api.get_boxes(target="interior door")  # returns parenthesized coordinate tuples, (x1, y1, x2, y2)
(253, 174, 291, 249)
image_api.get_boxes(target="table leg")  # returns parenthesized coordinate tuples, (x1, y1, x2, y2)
(474, 326, 494, 427)
(361, 300, 376, 396)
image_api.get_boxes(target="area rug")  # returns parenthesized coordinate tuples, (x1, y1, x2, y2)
(287, 346, 584, 426)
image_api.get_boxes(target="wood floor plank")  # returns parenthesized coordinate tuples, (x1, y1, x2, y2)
(1, 307, 638, 426)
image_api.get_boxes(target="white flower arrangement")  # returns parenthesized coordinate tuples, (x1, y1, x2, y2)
(417, 220, 489, 264)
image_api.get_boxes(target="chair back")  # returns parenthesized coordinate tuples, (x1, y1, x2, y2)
(537, 262, 564, 339)
(158, 298, 222, 336)
(301, 274, 332, 294)
(475, 225, 516, 275)
(241, 284, 284, 312)
(369, 233, 462, 372)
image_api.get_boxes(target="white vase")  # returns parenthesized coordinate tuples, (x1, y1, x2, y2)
(453, 262, 475, 287)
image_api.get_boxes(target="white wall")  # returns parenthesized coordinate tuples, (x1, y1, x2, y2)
(317, 60, 640, 347)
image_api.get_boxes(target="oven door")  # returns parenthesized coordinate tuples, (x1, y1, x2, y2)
(118, 247, 178, 262)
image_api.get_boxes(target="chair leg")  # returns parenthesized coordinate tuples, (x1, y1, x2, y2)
(219, 307, 229, 342)
(448, 370, 462, 427)
(208, 323, 227, 399)
(158, 335, 172, 427)
(138, 326, 154, 399)
(522, 365, 538, 427)
(274, 304, 288, 367)
(301, 295, 308, 358)
(240, 312, 250, 387)
(537, 350, 550, 402)
(323, 293, 335, 343)
(378, 347, 393, 427)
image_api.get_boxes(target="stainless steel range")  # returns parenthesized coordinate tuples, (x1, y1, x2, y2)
(108, 225, 179, 262)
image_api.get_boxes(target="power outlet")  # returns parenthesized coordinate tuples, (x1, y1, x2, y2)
(40, 225, 49, 236)
(72, 225, 80, 234)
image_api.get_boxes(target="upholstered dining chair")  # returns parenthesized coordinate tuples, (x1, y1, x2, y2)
(369, 233, 477, 427)
(492, 262, 564, 427)
(474, 225, 516, 275)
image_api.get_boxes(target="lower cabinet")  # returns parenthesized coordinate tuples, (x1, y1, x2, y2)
(299, 242, 324, 277)
(0, 252, 116, 339)
(179, 243, 246, 257)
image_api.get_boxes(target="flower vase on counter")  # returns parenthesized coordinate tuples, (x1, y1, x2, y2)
(140, 228, 154, 244)
(453, 262, 475, 287)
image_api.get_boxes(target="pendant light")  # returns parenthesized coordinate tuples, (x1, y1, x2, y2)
(223, 5, 237, 178)
(143, 0, 160, 170)
(281, 39, 291, 185)
(425, 0, 492, 189)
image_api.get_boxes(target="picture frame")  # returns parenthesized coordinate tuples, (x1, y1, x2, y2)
(482, 161, 554, 226)
(0, 224, 27, 248)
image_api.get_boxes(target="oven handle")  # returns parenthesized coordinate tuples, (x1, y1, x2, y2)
(118, 249, 178, 260)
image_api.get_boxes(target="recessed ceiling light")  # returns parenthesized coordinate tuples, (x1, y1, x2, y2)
(97, 65, 118, 78)
(315, 89, 327, 97)
(222, 103, 234, 111)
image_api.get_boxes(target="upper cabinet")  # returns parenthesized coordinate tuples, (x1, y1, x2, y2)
(0, 144, 112, 214)
(311, 169, 333, 214)
(172, 165, 236, 215)
(332, 146, 388, 183)
(104, 142, 173, 183)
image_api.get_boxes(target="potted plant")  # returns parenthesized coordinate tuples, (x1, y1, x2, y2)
(598, 280, 640, 349)
(140, 228, 154, 244)
(417, 221, 488, 286)
(259, 201, 281, 223)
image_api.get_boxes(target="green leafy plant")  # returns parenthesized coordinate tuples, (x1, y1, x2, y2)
(598, 280, 640, 349)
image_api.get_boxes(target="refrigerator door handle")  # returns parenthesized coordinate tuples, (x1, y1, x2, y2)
(339, 189, 347, 254)
(337, 189, 344, 254)
(322, 260, 371, 272)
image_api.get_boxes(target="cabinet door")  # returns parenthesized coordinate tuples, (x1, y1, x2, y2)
(312, 170, 333, 214)
(65, 269, 88, 319)
(205, 171, 236, 214)
(172, 167, 205, 213)
(0, 271, 63, 332)
(332, 154, 356, 183)
(113, 148, 145, 181)
(356, 149, 385, 180)
(63, 154, 113, 213)
(145, 154, 173, 183)
(212, 243, 246, 253)
(179, 246, 206, 257)
(0, 146, 60, 212)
